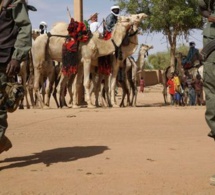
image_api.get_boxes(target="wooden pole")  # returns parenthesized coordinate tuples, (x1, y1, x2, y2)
(73, 0, 84, 105)
(73, 0, 83, 21)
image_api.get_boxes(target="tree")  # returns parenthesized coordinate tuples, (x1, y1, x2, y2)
(114, 0, 203, 67)
(147, 44, 189, 70)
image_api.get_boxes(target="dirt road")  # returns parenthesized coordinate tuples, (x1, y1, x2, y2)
(0, 85, 215, 195)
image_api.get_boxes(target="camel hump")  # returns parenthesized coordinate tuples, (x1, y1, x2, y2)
(50, 22, 68, 35)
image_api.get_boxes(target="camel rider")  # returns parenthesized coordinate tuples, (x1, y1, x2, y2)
(89, 13, 103, 34)
(105, 5, 123, 60)
(105, 5, 120, 32)
(0, 0, 32, 154)
(39, 21, 48, 34)
(182, 41, 201, 68)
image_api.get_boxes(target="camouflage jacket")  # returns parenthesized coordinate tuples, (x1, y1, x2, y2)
(198, 0, 215, 39)
(0, 0, 32, 62)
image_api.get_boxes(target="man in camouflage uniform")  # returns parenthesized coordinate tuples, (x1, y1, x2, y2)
(0, 0, 32, 154)
(198, 0, 215, 185)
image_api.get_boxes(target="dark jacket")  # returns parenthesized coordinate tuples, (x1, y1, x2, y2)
(105, 13, 118, 32)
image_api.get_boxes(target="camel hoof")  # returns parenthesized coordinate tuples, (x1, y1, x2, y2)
(87, 105, 96, 109)
(19, 105, 24, 109)
(61, 106, 69, 109)
(43, 105, 50, 109)
(67, 104, 73, 108)
(112, 104, 119, 108)
(72, 105, 81, 109)
(27, 105, 31, 109)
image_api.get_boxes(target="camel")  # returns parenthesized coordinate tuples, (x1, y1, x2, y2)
(109, 13, 148, 107)
(89, 13, 149, 108)
(119, 44, 153, 107)
(31, 23, 69, 108)
(31, 14, 147, 108)
(18, 29, 41, 109)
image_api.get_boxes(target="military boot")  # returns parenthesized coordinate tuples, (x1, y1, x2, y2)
(0, 135, 12, 154)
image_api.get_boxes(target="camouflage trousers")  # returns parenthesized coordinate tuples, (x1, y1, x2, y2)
(203, 46, 215, 138)
(0, 70, 8, 141)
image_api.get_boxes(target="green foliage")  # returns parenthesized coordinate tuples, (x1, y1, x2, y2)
(114, 0, 203, 64)
(147, 44, 190, 70)
(148, 52, 170, 70)
(114, 0, 203, 35)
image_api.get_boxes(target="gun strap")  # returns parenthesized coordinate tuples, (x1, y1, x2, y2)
(201, 39, 215, 61)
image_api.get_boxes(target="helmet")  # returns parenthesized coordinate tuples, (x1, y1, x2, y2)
(111, 5, 120, 16)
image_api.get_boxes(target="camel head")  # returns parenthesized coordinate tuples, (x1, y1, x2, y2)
(139, 44, 153, 57)
(111, 16, 133, 46)
(32, 29, 40, 40)
(128, 13, 148, 31)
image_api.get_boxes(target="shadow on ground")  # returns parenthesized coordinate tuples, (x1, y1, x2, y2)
(0, 146, 109, 171)
(136, 102, 166, 107)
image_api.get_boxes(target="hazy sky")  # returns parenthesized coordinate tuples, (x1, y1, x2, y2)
(28, 0, 203, 55)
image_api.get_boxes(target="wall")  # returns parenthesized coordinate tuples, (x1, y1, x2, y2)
(137, 69, 164, 86)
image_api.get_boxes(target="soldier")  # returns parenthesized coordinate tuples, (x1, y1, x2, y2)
(198, 0, 215, 185)
(0, 0, 32, 154)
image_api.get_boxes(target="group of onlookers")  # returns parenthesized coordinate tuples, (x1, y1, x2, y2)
(167, 71, 204, 106)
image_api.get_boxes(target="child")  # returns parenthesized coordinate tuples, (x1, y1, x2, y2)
(139, 77, 145, 93)
(167, 73, 175, 105)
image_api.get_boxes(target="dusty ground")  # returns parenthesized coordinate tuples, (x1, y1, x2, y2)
(0, 84, 215, 195)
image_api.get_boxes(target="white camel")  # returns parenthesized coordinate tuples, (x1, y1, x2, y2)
(119, 44, 153, 107)
(18, 29, 41, 109)
(109, 13, 148, 107)
(31, 24, 67, 108)
(31, 15, 140, 108)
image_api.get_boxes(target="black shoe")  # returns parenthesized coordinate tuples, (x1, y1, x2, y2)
(208, 132, 215, 140)
(0, 136, 12, 154)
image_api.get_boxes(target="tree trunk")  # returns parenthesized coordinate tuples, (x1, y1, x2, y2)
(167, 30, 177, 72)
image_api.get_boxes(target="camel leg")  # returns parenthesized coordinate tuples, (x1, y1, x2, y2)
(110, 60, 120, 107)
(83, 59, 95, 108)
(22, 73, 31, 109)
(34, 67, 44, 108)
(119, 81, 126, 107)
(125, 75, 131, 107)
(44, 63, 55, 108)
(52, 63, 61, 108)
(52, 75, 61, 108)
(163, 85, 168, 105)
(27, 73, 35, 107)
(104, 75, 112, 107)
(72, 64, 83, 109)
(57, 74, 68, 108)
(67, 74, 76, 108)
(91, 72, 102, 107)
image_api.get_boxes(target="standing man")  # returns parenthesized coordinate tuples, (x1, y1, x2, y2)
(198, 0, 215, 185)
(0, 0, 32, 154)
